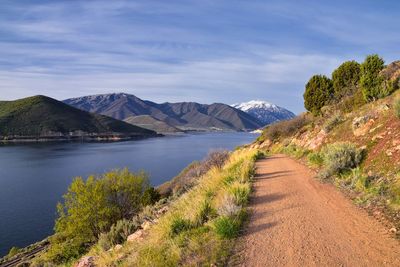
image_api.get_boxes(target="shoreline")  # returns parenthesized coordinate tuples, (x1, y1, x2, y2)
(0, 133, 162, 144)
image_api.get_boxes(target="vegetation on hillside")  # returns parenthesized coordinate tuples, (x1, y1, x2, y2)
(89, 149, 260, 267)
(27, 149, 259, 266)
(0, 95, 155, 138)
(40, 169, 155, 264)
(256, 54, 400, 237)
(302, 54, 399, 115)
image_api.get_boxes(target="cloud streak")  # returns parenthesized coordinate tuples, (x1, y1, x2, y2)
(0, 0, 399, 113)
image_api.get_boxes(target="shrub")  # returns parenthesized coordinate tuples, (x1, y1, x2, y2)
(262, 114, 310, 142)
(217, 194, 242, 217)
(7, 247, 20, 258)
(229, 182, 251, 206)
(303, 75, 334, 115)
(170, 217, 192, 237)
(323, 113, 343, 132)
(98, 218, 140, 251)
(360, 54, 385, 101)
(213, 216, 241, 239)
(307, 152, 323, 167)
(332, 60, 361, 100)
(47, 168, 150, 263)
(281, 144, 308, 159)
(141, 187, 161, 206)
(157, 150, 230, 196)
(394, 98, 400, 118)
(195, 200, 216, 226)
(319, 143, 364, 179)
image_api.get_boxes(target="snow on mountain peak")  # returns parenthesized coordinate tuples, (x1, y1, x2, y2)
(232, 100, 295, 126)
(232, 100, 277, 111)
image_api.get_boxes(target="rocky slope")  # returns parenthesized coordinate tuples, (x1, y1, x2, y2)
(232, 100, 295, 126)
(64, 93, 263, 132)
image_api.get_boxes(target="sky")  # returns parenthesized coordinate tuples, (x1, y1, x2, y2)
(0, 0, 399, 113)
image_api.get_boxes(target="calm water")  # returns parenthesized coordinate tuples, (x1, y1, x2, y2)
(0, 132, 255, 256)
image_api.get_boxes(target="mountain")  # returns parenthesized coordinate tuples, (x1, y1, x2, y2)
(0, 95, 156, 140)
(64, 93, 263, 131)
(232, 100, 295, 126)
(124, 115, 182, 133)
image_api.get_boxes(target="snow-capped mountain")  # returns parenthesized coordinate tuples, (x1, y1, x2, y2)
(232, 100, 295, 126)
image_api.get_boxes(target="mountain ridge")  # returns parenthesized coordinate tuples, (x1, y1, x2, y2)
(64, 93, 264, 132)
(0, 95, 156, 140)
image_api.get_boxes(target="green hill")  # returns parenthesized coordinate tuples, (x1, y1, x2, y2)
(0, 95, 156, 139)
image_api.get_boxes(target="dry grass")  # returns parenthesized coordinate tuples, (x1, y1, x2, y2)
(92, 149, 259, 267)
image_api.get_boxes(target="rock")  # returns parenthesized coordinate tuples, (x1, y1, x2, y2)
(377, 104, 390, 112)
(372, 134, 384, 141)
(352, 115, 370, 129)
(74, 256, 96, 267)
(156, 206, 169, 216)
(306, 130, 327, 150)
(352, 116, 375, 137)
(390, 227, 397, 234)
(127, 230, 144, 242)
(141, 221, 152, 230)
(114, 244, 123, 251)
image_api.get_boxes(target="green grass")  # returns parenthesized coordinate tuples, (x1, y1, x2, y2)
(88, 149, 259, 267)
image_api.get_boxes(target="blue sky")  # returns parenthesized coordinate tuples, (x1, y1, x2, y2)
(0, 0, 399, 113)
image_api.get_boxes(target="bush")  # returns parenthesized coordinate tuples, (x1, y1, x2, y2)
(281, 144, 308, 159)
(303, 75, 334, 115)
(319, 143, 364, 179)
(98, 219, 140, 251)
(157, 150, 230, 196)
(360, 54, 385, 101)
(213, 216, 241, 239)
(195, 200, 216, 226)
(229, 182, 251, 206)
(7, 246, 21, 258)
(217, 194, 242, 217)
(170, 217, 192, 237)
(141, 187, 161, 206)
(332, 60, 361, 100)
(307, 152, 323, 167)
(394, 98, 400, 118)
(47, 168, 150, 263)
(323, 113, 343, 132)
(261, 114, 310, 141)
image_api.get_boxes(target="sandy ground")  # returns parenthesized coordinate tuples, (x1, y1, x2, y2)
(237, 155, 400, 267)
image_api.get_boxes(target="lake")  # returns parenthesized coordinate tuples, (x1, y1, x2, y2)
(0, 132, 256, 256)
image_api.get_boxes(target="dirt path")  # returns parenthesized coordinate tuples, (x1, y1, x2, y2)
(238, 154, 400, 267)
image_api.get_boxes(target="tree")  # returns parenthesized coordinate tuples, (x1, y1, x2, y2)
(360, 54, 385, 101)
(303, 75, 334, 115)
(332, 60, 361, 100)
(47, 168, 150, 263)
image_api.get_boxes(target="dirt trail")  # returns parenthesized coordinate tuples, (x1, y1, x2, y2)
(238, 155, 400, 267)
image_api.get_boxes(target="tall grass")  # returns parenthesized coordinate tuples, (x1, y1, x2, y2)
(93, 149, 259, 267)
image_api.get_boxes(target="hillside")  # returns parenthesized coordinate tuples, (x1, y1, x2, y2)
(0, 95, 156, 140)
(64, 93, 263, 131)
(232, 100, 295, 125)
(252, 56, 400, 234)
(124, 115, 182, 133)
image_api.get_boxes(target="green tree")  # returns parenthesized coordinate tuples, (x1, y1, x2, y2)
(47, 168, 150, 263)
(360, 54, 385, 101)
(303, 75, 334, 115)
(332, 60, 361, 100)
